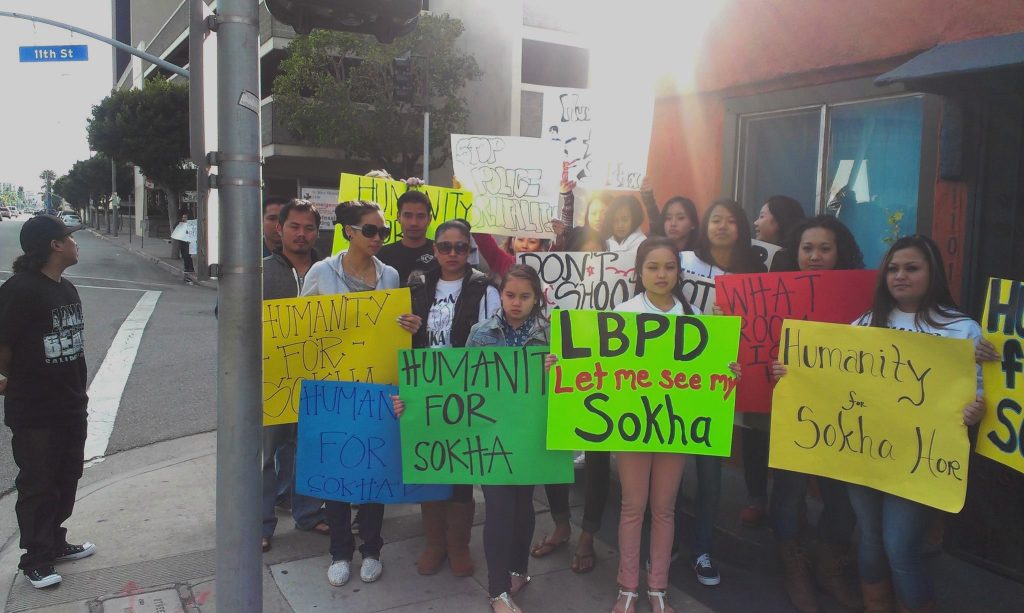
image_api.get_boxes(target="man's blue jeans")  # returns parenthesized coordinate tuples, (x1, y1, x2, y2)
(262, 423, 325, 538)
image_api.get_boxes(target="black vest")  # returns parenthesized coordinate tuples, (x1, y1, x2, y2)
(409, 268, 493, 348)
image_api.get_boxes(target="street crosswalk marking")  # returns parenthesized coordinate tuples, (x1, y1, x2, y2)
(83, 290, 162, 466)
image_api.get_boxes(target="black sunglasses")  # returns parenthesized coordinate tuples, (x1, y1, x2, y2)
(436, 241, 472, 255)
(349, 224, 391, 240)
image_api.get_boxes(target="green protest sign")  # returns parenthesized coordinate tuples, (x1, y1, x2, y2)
(548, 309, 741, 454)
(398, 346, 574, 485)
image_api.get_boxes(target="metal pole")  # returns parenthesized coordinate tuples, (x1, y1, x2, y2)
(214, 0, 262, 610)
(422, 111, 430, 184)
(190, 0, 208, 281)
(110, 3, 118, 238)
(0, 11, 189, 78)
(111, 165, 119, 237)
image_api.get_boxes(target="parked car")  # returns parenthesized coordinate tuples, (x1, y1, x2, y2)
(62, 213, 82, 226)
(0, 207, 11, 219)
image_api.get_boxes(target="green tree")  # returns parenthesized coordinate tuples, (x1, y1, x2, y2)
(87, 77, 191, 230)
(55, 155, 133, 213)
(39, 169, 56, 208)
(272, 13, 481, 178)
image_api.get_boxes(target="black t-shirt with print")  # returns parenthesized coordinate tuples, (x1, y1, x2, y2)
(0, 271, 88, 427)
(378, 240, 438, 286)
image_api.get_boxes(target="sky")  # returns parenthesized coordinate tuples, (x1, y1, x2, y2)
(0, 0, 113, 197)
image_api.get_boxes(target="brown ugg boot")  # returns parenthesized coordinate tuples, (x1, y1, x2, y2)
(861, 579, 897, 613)
(416, 501, 447, 575)
(814, 542, 862, 610)
(779, 540, 820, 613)
(446, 500, 476, 577)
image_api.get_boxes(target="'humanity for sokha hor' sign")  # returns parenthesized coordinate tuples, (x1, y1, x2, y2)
(976, 277, 1024, 475)
(770, 320, 976, 512)
(547, 309, 741, 455)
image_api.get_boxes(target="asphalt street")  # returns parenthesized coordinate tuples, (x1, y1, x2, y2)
(0, 215, 217, 494)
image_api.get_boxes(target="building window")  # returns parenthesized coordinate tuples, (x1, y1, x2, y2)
(728, 79, 934, 268)
(521, 39, 589, 89)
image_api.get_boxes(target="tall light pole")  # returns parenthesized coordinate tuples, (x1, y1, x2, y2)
(211, 0, 263, 609)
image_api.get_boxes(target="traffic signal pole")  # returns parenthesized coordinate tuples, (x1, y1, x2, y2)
(211, 0, 263, 609)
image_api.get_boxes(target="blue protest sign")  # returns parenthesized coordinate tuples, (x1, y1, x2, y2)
(296, 380, 452, 504)
(19, 45, 89, 63)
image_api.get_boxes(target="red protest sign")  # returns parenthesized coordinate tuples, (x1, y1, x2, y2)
(715, 270, 876, 413)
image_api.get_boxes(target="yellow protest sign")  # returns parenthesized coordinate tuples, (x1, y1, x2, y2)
(770, 320, 976, 512)
(262, 288, 412, 426)
(976, 277, 1024, 474)
(331, 173, 474, 255)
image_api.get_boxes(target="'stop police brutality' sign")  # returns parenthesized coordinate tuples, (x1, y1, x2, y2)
(19, 45, 89, 63)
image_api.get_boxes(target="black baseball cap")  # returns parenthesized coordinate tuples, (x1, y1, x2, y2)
(20, 214, 84, 255)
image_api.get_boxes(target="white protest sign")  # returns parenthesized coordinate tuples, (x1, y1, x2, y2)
(171, 221, 199, 255)
(301, 187, 339, 229)
(543, 88, 594, 187)
(518, 251, 636, 311)
(591, 94, 653, 191)
(451, 134, 561, 239)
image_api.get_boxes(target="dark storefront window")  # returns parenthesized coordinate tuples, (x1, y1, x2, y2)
(732, 84, 930, 268)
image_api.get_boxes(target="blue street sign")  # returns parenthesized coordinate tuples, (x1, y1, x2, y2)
(19, 45, 89, 63)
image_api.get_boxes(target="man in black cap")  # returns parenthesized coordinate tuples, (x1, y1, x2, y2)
(0, 215, 95, 589)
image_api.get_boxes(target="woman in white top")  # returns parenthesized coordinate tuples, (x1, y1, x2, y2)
(773, 235, 987, 612)
(603, 194, 647, 253)
(605, 237, 739, 613)
(677, 198, 765, 587)
(300, 200, 421, 588)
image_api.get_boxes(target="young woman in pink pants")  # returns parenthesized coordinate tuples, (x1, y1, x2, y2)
(610, 237, 740, 613)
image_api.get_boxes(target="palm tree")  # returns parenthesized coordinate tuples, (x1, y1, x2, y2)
(39, 169, 56, 209)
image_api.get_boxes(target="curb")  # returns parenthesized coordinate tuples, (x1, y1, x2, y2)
(85, 228, 217, 291)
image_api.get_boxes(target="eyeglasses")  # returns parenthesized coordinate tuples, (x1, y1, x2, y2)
(349, 224, 391, 240)
(436, 241, 472, 255)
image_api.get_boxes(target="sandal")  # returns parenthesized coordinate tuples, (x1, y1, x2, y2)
(509, 571, 531, 595)
(612, 588, 638, 613)
(490, 592, 520, 613)
(647, 589, 674, 613)
(311, 521, 330, 536)
(530, 534, 569, 558)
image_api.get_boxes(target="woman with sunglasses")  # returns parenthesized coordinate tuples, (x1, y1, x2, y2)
(301, 200, 422, 588)
(408, 219, 501, 578)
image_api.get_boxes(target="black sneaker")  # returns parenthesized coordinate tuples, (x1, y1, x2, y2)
(693, 553, 720, 586)
(55, 542, 96, 562)
(25, 566, 62, 588)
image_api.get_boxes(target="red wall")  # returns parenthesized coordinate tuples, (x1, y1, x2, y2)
(646, 0, 1024, 296)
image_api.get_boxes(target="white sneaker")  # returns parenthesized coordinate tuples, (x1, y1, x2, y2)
(327, 560, 350, 586)
(360, 557, 383, 583)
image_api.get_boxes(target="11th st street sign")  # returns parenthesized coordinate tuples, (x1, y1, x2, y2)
(19, 45, 89, 62)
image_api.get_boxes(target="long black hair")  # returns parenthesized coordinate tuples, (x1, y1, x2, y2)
(784, 215, 864, 271)
(633, 237, 694, 314)
(867, 234, 964, 329)
(582, 192, 613, 238)
(693, 198, 763, 273)
(660, 196, 699, 251)
(762, 195, 806, 246)
(12, 252, 48, 273)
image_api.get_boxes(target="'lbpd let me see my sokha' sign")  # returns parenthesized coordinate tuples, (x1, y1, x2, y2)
(398, 346, 574, 485)
(976, 277, 1024, 475)
(547, 309, 741, 454)
(262, 289, 411, 426)
(770, 320, 976, 512)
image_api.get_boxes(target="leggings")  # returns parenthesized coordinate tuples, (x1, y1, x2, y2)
(482, 485, 535, 597)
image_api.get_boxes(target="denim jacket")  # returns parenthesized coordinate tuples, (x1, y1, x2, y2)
(464, 313, 549, 348)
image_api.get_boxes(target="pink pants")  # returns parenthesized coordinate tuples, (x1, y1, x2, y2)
(616, 451, 686, 590)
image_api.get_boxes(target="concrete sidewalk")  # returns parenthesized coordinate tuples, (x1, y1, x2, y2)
(0, 432, 706, 613)
(83, 226, 216, 291)
(1, 431, 1023, 612)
